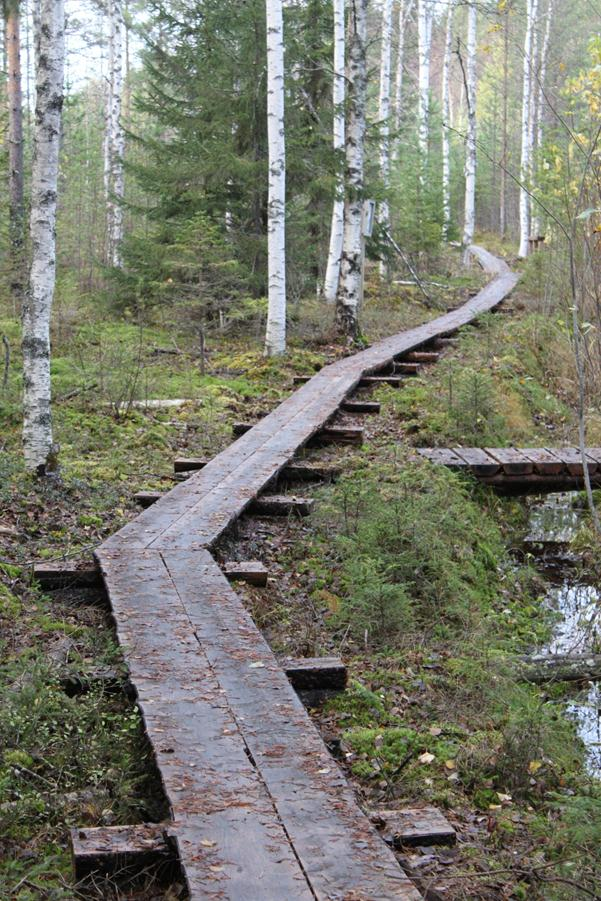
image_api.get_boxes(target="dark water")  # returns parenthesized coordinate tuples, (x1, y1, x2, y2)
(526, 493, 601, 775)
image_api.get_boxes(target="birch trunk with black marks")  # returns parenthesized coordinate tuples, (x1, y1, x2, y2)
(378, 0, 393, 277)
(335, 0, 368, 339)
(532, 0, 554, 239)
(462, 2, 477, 252)
(5, 0, 25, 300)
(264, 0, 286, 356)
(417, 0, 432, 162)
(323, 0, 345, 304)
(22, 0, 65, 474)
(104, 0, 125, 267)
(442, 0, 455, 241)
(518, 0, 539, 258)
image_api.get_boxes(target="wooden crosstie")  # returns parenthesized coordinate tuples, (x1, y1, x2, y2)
(82, 247, 518, 899)
(417, 446, 601, 493)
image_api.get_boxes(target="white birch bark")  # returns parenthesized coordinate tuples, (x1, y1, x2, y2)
(518, 0, 539, 258)
(378, 0, 394, 276)
(417, 0, 432, 161)
(105, 0, 125, 267)
(442, 0, 456, 241)
(22, 0, 65, 474)
(264, 0, 286, 355)
(532, 0, 554, 238)
(323, 0, 345, 304)
(335, 0, 368, 338)
(462, 2, 477, 251)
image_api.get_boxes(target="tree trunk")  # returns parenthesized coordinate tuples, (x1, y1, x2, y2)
(393, 0, 413, 162)
(5, 0, 25, 300)
(105, 0, 125, 267)
(378, 0, 393, 277)
(442, 0, 455, 241)
(416, 0, 432, 162)
(462, 2, 477, 252)
(323, 0, 345, 304)
(499, 3, 509, 238)
(335, 0, 368, 340)
(532, 0, 554, 239)
(518, 0, 539, 258)
(22, 0, 65, 474)
(264, 0, 286, 356)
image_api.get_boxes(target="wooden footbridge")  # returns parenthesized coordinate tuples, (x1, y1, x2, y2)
(417, 446, 601, 493)
(71, 248, 518, 899)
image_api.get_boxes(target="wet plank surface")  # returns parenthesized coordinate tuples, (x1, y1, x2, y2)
(95, 247, 517, 899)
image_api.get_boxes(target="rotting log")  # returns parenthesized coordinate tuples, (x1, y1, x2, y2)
(279, 462, 342, 483)
(341, 400, 381, 414)
(518, 653, 601, 684)
(394, 362, 420, 375)
(33, 561, 102, 590)
(224, 561, 269, 587)
(404, 351, 440, 364)
(249, 494, 315, 517)
(283, 657, 347, 692)
(359, 375, 405, 388)
(371, 807, 456, 848)
(71, 824, 177, 883)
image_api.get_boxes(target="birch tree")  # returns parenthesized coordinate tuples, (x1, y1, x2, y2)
(378, 0, 393, 275)
(532, 0, 554, 238)
(104, 0, 125, 267)
(518, 0, 539, 257)
(442, 0, 456, 240)
(264, 0, 286, 355)
(22, 0, 65, 474)
(394, 0, 414, 141)
(4, 0, 25, 298)
(417, 0, 433, 160)
(462, 2, 477, 251)
(336, 0, 368, 339)
(323, 0, 345, 303)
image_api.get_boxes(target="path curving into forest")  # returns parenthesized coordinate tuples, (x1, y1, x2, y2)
(94, 247, 519, 900)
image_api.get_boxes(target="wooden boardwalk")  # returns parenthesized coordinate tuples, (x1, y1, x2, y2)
(417, 446, 601, 493)
(90, 246, 518, 899)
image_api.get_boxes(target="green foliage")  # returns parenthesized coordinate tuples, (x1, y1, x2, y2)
(320, 460, 505, 645)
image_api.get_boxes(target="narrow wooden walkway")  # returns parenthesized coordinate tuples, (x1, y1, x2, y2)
(93, 246, 518, 899)
(417, 446, 601, 493)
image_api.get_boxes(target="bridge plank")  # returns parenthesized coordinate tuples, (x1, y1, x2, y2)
(417, 448, 466, 468)
(485, 448, 534, 476)
(549, 446, 598, 476)
(521, 448, 566, 476)
(453, 447, 501, 477)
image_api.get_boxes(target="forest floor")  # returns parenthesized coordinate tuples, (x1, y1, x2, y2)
(1, 243, 601, 899)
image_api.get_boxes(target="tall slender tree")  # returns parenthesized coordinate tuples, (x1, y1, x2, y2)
(22, 0, 65, 473)
(462, 2, 477, 252)
(442, 0, 456, 241)
(336, 0, 368, 338)
(264, 0, 286, 355)
(323, 0, 345, 303)
(532, 0, 554, 238)
(378, 0, 393, 275)
(417, 0, 433, 161)
(104, 0, 125, 267)
(4, 0, 25, 298)
(394, 0, 414, 143)
(518, 0, 539, 257)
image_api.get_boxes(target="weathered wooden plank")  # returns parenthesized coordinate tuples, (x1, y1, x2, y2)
(249, 494, 315, 517)
(173, 457, 208, 473)
(394, 362, 421, 374)
(232, 422, 253, 436)
(71, 824, 177, 882)
(371, 807, 456, 848)
(417, 448, 466, 468)
(134, 490, 162, 508)
(96, 550, 314, 900)
(310, 425, 364, 446)
(163, 550, 422, 900)
(359, 375, 406, 388)
(453, 447, 501, 477)
(485, 448, 534, 476)
(549, 446, 598, 477)
(404, 351, 440, 363)
(582, 447, 601, 467)
(282, 657, 347, 693)
(521, 448, 566, 476)
(33, 561, 102, 590)
(279, 462, 342, 483)
(341, 399, 381, 414)
(224, 560, 269, 587)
